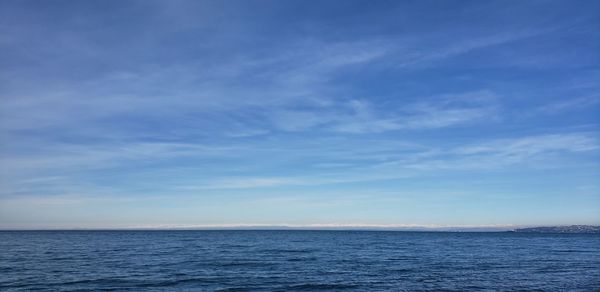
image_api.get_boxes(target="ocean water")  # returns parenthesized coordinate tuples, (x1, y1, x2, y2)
(1, 231, 599, 291)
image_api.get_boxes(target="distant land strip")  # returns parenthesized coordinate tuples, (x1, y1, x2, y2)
(512, 225, 600, 234)
(2, 225, 600, 233)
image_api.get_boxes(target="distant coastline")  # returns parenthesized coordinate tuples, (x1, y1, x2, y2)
(2, 224, 600, 233)
(512, 225, 600, 234)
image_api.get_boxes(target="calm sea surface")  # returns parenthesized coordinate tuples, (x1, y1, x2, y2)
(1, 230, 599, 291)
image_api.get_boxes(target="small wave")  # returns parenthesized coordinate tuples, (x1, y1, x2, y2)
(553, 249, 592, 253)
(285, 283, 360, 290)
(48, 256, 76, 261)
(286, 257, 318, 262)
(218, 244, 252, 248)
(136, 277, 221, 287)
(215, 287, 254, 291)
(261, 249, 318, 253)
(387, 268, 414, 273)
(60, 278, 119, 286)
(217, 261, 276, 267)
(0, 283, 35, 289)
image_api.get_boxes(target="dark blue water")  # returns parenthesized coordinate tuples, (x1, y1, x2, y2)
(1, 231, 599, 291)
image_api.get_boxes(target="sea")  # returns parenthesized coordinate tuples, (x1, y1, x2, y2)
(1, 230, 599, 291)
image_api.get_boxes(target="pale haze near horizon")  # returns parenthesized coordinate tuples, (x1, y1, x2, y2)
(0, 0, 599, 229)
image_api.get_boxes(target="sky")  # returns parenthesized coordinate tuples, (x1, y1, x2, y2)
(0, 0, 599, 229)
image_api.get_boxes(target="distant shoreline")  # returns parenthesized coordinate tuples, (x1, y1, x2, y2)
(513, 225, 600, 234)
(1, 225, 599, 233)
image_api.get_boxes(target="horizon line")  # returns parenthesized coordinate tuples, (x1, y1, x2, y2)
(1, 223, 597, 232)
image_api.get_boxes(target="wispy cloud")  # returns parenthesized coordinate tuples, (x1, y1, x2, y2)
(405, 133, 600, 171)
(536, 95, 600, 114)
(456, 133, 599, 156)
(268, 90, 500, 134)
(391, 30, 548, 69)
(184, 177, 300, 190)
(0, 31, 527, 135)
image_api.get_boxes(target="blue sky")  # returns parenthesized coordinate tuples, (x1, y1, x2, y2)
(0, 0, 599, 229)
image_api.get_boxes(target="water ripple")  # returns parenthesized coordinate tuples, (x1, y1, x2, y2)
(0, 231, 599, 290)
